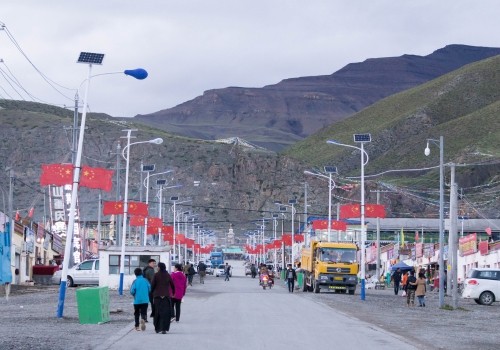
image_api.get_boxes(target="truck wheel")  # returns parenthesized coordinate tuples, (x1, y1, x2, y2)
(348, 289, 355, 295)
(314, 281, 320, 294)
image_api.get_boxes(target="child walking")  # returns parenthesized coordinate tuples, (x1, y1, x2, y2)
(130, 267, 151, 331)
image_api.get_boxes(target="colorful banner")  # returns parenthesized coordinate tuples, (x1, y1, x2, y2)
(479, 241, 489, 255)
(459, 233, 477, 256)
(415, 243, 423, 258)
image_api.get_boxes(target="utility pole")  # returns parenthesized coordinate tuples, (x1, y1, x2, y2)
(449, 164, 459, 308)
(71, 93, 79, 164)
(303, 182, 308, 246)
(370, 189, 393, 280)
(115, 142, 122, 245)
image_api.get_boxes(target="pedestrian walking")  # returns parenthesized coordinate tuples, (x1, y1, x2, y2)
(130, 267, 151, 332)
(391, 268, 402, 295)
(187, 263, 196, 286)
(406, 270, 417, 307)
(415, 272, 427, 307)
(285, 264, 297, 292)
(224, 263, 231, 281)
(151, 262, 175, 334)
(197, 261, 207, 284)
(142, 258, 157, 319)
(171, 263, 187, 323)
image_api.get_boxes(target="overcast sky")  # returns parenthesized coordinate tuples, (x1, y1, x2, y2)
(1, 0, 500, 118)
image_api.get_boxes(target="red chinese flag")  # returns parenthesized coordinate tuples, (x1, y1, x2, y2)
(294, 234, 304, 243)
(103, 201, 124, 215)
(194, 243, 200, 252)
(312, 220, 328, 230)
(80, 166, 114, 192)
(162, 231, 173, 242)
(177, 234, 186, 244)
(339, 204, 361, 219)
(312, 220, 347, 231)
(273, 239, 282, 249)
(128, 201, 148, 217)
(331, 220, 347, 231)
(186, 238, 195, 248)
(28, 207, 34, 218)
(129, 216, 145, 227)
(365, 204, 386, 218)
(282, 234, 292, 246)
(40, 163, 74, 186)
(147, 226, 159, 234)
(162, 225, 174, 234)
(147, 217, 162, 228)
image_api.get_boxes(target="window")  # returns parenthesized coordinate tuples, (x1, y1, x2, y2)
(109, 255, 160, 275)
(79, 260, 94, 271)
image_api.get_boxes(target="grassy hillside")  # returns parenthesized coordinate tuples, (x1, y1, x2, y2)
(283, 55, 500, 173)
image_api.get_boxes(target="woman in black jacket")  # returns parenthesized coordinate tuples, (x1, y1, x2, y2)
(151, 262, 175, 334)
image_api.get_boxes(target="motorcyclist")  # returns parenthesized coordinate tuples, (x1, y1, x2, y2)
(259, 264, 273, 287)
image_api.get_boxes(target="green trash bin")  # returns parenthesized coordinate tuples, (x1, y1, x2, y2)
(76, 286, 110, 324)
(297, 272, 304, 291)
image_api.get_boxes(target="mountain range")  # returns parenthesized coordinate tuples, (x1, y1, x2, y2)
(1, 44, 499, 240)
(134, 44, 500, 151)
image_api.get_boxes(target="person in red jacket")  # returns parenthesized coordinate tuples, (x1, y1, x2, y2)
(171, 263, 187, 323)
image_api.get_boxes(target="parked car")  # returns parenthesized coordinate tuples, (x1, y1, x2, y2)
(52, 259, 100, 287)
(462, 268, 500, 305)
(215, 264, 232, 277)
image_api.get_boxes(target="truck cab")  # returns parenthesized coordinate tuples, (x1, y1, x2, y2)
(301, 241, 358, 294)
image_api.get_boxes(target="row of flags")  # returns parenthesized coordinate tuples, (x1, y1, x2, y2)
(244, 234, 305, 254)
(40, 163, 113, 191)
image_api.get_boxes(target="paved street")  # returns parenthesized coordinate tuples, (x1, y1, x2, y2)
(99, 265, 415, 350)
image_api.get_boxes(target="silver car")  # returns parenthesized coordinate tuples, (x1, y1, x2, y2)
(52, 259, 100, 287)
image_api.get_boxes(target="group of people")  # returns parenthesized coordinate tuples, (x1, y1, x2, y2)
(130, 259, 188, 334)
(391, 268, 427, 307)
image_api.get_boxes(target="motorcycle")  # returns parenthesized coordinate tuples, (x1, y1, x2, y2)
(260, 274, 273, 290)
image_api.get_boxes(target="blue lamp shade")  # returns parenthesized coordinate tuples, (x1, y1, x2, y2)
(124, 68, 148, 80)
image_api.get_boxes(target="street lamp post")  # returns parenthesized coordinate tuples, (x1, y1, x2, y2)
(272, 214, 279, 267)
(425, 136, 445, 308)
(327, 134, 371, 301)
(56, 53, 150, 315)
(57, 52, 104, 318)
(118, 130, 163, 296)
(304, 167, 337, 242)
(275, 200, 296, 265)
(140, 164, 155, 245)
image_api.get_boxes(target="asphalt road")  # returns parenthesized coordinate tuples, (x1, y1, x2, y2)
(99, 264, 416, 350)
(3, 260, 497, 350)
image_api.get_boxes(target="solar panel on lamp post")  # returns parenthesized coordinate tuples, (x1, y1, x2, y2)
(327, 134, 371, 301)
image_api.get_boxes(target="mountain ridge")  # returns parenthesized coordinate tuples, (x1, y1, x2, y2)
(134, 44, 500, 151)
